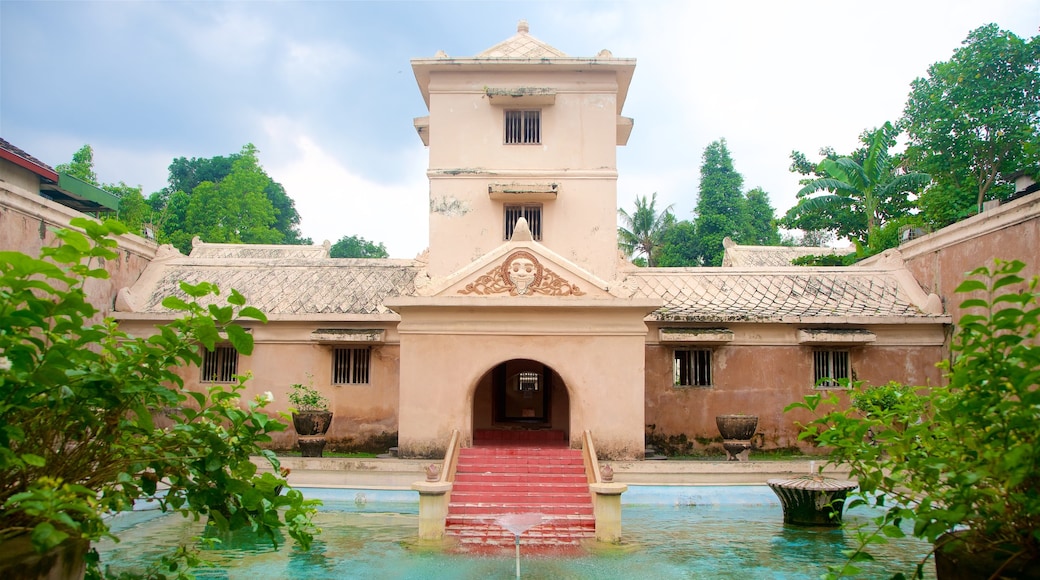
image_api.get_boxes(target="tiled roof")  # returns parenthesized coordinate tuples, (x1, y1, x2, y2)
(477, 20, 567, 59)
(0, 137, 59, 180)
(721, 238, 854, 267)
(188, 241, 330, 260)
(128, 258, 420, 316)
(627, 268, 941, 322)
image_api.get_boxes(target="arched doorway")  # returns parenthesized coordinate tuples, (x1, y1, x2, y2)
(471, 359, 570, 445)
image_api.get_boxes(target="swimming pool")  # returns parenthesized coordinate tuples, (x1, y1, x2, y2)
(97, 486, 935, 579)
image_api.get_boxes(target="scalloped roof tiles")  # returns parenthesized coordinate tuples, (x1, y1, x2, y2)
(626, 269, 939, 322)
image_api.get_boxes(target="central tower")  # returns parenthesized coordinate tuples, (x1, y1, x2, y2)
(411, 20, 636, 282)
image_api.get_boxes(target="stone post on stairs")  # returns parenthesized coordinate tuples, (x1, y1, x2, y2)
(589, 481, 627, 543)
(413, 480, 453, 540)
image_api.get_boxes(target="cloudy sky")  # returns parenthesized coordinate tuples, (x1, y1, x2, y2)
(2, 1, 1036, 257)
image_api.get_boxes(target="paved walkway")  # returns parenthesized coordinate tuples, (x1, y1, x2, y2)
(258, 456, 851, 490)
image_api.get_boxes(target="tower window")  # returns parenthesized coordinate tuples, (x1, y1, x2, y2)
(505, 204, 542, 241)
(505, 110, 540, 144)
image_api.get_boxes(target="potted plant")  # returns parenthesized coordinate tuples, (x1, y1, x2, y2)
(288, 376, 333, 437)
(787, 259, 1039, 579)
(0, 219, 319, 578)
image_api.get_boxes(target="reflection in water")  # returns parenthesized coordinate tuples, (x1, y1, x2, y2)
(98, 496, 935, 579)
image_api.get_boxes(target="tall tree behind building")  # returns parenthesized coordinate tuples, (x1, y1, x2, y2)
(902, 24, 1039, 228)
(55, 144, 150, 233)
(149, 144, 311, 253)
(693, 139, 745, 266)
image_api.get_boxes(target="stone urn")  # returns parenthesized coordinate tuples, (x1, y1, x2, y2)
(291, 410, 333, 436)
(292, 410, 333, 457)
(767, 475, 858, 526)
(716, 414, 758, 461)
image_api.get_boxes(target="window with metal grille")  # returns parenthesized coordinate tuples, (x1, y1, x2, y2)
(674, 349, 712, 387)
(333, 347, 371, 385)
(200, 345, 238, 383)
(504, 110, 540, 144)
(814, 349, 850, 388)
(504, 204, 542, 241)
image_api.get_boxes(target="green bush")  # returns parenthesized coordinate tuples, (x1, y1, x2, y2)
(787, 259, 1040, 578)
(0, 218, 319, 577)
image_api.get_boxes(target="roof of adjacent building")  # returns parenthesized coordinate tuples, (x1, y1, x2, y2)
(721, 237, 855, 268)
(117, 248, 420, 317)
(0, 137, 59, 182)
(625, 267, 944, 323)
(116, 241, 945, 324)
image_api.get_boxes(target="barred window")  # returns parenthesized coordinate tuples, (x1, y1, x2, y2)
(814, 349, 850, 388)
(333, 347, 371, 385)
(505, 110, 540, 144)
(504, 204, 542, 241)
(674, 349, 712, 387)
(201, 345, 238, 383)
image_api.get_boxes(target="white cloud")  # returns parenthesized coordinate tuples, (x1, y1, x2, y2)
(260, 117, 429, 258)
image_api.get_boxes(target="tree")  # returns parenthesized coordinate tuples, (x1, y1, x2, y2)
(54, 144, 98, 185)
(617, 192, 674, 267)
(902, 24, 1040, 226)
(162, 144, 286, 253)
(742, 187, 781, 246)
(783, 123, 930, 253)
(55, 145, 155, 236)
(656, 220, 699, 267)
(330, 235, 389, 258)
(693, 139, 745, 266)
(151, 145, 310, 249)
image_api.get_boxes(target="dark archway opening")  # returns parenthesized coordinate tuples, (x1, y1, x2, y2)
(472, 359, 569, 446)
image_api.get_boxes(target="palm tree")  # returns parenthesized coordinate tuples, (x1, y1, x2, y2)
(617, 193, 674, 267)
(794, 122, 930, 252)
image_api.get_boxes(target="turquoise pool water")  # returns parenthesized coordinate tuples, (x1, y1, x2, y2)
(97, 486, 935, 579)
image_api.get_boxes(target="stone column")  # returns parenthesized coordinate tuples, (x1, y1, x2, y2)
(411, 481, 453, 540)
(589, 482, 627, 543)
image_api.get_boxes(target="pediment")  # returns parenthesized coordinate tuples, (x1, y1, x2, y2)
(425, 243, 616, 300)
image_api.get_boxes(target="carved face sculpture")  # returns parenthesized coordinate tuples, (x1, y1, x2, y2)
(508, 257, 537, 295)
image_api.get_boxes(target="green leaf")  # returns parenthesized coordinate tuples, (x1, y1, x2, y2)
(238, 306, 268, 323)
(225, 325, 253, 355)
(161, 296, 190, 311)
(21, 453, 46, 467)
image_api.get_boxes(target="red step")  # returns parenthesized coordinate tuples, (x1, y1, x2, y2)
(446, 446, 595, 549)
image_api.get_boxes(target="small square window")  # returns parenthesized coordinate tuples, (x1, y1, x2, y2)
(814, 349, 850, 388)
(674, 349, 712, 387)
(505, 110, 540, 144)
(333, 347, 371, 385)
(504, 204, 542, 241)
(201, 345, 238, 383)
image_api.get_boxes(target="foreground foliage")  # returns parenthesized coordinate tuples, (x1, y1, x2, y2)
(788, 259, 1040, 578)
(0, 218, 319, 578)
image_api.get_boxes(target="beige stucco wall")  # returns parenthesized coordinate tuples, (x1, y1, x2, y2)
(1, 165, 157, 322)
(643, 323, 947, 454)
(391, 300, 654, 460)
(888, 193, 1040, 325)
(423, 70, 623, 282)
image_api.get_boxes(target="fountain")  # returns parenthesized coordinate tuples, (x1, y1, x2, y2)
(767, 475, 858, 526)
(494, 513, 546, 579)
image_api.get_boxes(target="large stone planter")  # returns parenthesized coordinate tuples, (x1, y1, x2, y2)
(291, 411, 333, 436)
(767, 475, 858, 527)
(292, 411, 333, 458)
(716, 415, 758, 461)
(0, 533, 88, 580)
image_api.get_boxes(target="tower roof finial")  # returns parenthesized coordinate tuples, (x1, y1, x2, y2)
(517, 19, 529, 34)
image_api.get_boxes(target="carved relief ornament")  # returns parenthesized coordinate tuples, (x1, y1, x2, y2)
(458, 251, 586, 297)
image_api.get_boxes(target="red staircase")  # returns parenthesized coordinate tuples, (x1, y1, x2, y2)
(446, 431, 595, 551)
